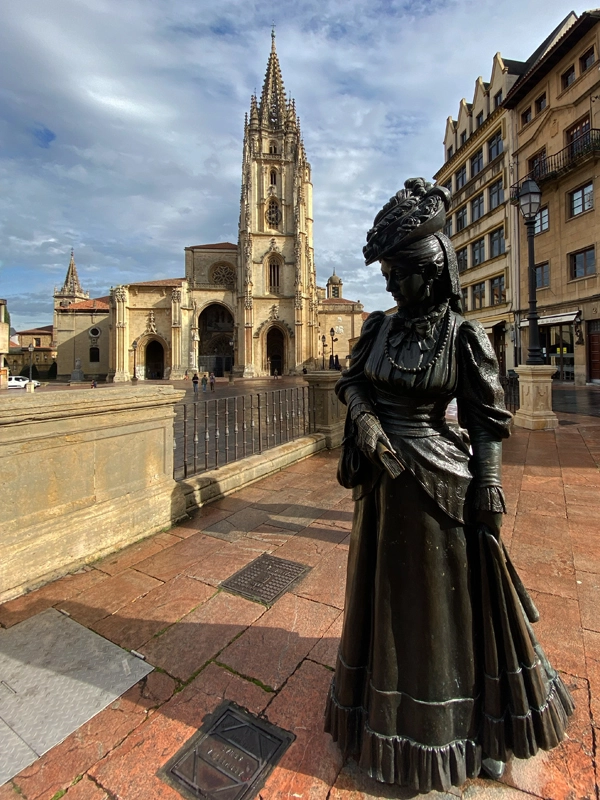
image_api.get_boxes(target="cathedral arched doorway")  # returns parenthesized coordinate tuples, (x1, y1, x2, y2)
(266, 327, 285, 375)
(145, 340, 164, 379)
(198, 303, 234, 377)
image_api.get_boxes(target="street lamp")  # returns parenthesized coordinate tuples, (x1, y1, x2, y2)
(28, 343, 34, 383)
(132, 340, 138, 381)
(321, 334, 327, 370)
(329, 327, 338, 370)
(518, 178, 544, 365)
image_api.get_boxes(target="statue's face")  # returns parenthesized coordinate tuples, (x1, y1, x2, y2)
(380, 258, 428, 309)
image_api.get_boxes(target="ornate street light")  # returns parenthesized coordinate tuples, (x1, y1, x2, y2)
(321, 334, 327, 370)
(132, 340, 138, 381)
(28, 343, 34, 383)
(518, 178, 544, 366)
(329, 327, 338, 370)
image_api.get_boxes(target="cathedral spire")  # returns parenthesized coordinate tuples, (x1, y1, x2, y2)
(62, 249, 85, 296)
(259, 29, 287, 129)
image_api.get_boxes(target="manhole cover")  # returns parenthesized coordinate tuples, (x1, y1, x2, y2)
(220, 554, 310, 605)
(159, 700, 294, 800)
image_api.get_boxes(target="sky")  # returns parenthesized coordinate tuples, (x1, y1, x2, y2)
(0, 0, 586, 330)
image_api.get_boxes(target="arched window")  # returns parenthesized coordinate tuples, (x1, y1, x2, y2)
(269, 141, 278, 154)
(266, 199, 281, 229)
(269, 258, 281, 294)
(270, 170, 277, 186)
(332, 286, 340, 298)
(90, 346, 100, 363)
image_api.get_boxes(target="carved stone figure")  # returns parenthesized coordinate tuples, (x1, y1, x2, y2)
(324, 178, 573, 792)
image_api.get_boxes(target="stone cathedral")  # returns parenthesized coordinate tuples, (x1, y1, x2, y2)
(53, 35, 365, 381)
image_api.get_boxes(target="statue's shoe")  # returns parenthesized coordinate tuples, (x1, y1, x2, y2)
(481, 757, 505, 780)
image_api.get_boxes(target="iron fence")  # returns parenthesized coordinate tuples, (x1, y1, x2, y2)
(500, 373, 520, 414)
(174, 387, 312, 480)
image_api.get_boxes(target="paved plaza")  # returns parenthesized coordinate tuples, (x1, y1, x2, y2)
(1, 414, 600, 800)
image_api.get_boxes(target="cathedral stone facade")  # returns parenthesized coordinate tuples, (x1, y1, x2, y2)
(54, 36, 364, 381)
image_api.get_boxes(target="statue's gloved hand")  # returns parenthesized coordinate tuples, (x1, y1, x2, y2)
(355, 412, 394, 462)
(473, 509, 503, 540)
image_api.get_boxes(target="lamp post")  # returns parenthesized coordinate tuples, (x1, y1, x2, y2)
(132, 340, 138, 381)
(321, 334, 327, 370)
(329, 327, 338, 370)
(28, 343, 34, 383)
(518, 178, 544, 365)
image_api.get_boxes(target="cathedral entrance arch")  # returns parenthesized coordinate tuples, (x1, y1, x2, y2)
(145, 340, 165, 379)
(198, 303, 234, 377)
(266, 327, 285, 375)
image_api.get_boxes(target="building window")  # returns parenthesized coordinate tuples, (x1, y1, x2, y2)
(331, 286, 340, 298)
(535, 262, 550, 288)
(269, 258, 281, 293)
(570, 246, 595, 279)
(490, 227, 505, 258)
(471, 149, 483, 177)
(461, 287, 469, 310)
(460, 131, 467, 146)
(494, 90, 503, 108)
(490, 275, 506, 305)
(443, 218, 453, 237)
(528, 148, 547, 180)
(443, 179, 452, 193)
(34, 337, 41, 347)
(562, 65, 576, 90)
(534, 206, 549, 234)
(535, 93, 547, 113)
(269, 141, 278, 154)
(266, 198, 281, 228)
(521, 107, 532, 126)
(270, 170, 277, 186)
(472, 237, 485, 266)
(476, 111, 484, 128)
(457, 247, 468, 273)
(447, 145, 454, 161)
(567, 116, 591, 155)
(489, 179, 504, 210)
(472, 281, 485, 309)
(488, 131, 503, 160)
(471, 193, 484, 222)
(456, 165, 466, 189)
(90, 347, 100, 362)
(581, 47, 595, 72)
(569, 182, 593, 217)
(456, 207, 467, 232)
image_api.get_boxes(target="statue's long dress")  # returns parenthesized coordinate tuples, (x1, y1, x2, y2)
(324, 309, 574, 793)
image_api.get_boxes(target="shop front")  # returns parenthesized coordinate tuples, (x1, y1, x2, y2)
(520, 311, 580, 382)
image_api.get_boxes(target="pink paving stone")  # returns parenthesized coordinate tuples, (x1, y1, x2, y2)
(94, 532, 182, 576)
(58, 569, 163, 626)
(274, 527, 342, 566)
(308, 611, 344, 668)
(510, 541, 576, 600)
(91, 575, 216, 650)
(583, 628, 600, 724)
(503, 677, 595, 800)
(294, 546, 348, 609)
(528, 591, 586, 678)
(329, 759, 460, 798)
(261, 659, 343, 800)
(219, 593, 339, 690)
(132, 532, 224, 581)
(11, 672, 175, 800)
(175, 505, 233, 535)
(246, 523, 292, 546)
(516, 491, 566, 517)
(64, 777, 109, 799)
(462, 780, 540, 798)
(0, 568, 108, 628)
(140, 591, 265, 680)
(576, 570, 600, 633)
(185, 539, 275, 586)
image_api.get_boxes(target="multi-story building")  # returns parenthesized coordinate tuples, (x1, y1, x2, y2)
(505, 10, 600, 384)
(433, 14, 577, 374)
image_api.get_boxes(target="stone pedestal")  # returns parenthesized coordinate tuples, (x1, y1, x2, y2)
(304, 370, 344, 448)
(25, 381, 35, 393)
(70, 368, 85, 382)
(513, 365, 558, 430)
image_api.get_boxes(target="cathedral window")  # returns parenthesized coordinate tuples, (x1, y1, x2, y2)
(269, 258, 281, 294)
(90, 346, 100, 362)
(270, 170, 277, 186)
(269, 141, 278, 154)
(266, 199, 281, 228)
(210, 263, 236, 287)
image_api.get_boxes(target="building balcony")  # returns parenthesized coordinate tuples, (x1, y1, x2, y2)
(510, 129, 600, 200)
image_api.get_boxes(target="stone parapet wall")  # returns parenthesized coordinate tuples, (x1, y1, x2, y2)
(0, 386, 186, 602)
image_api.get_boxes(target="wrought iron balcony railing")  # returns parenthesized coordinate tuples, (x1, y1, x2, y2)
(510, 129, 600, 200)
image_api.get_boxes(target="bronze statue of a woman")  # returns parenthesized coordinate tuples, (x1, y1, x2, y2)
(324, 179, 573, 793)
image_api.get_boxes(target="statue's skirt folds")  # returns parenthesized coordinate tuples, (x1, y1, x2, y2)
(324, 470, 574, 794)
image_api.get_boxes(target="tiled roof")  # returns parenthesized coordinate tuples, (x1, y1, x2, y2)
(321, 297, 356, 305)
(185, 242, 238, 250)
(16, 327, 53, 335)
(128, 278, 185, 287)
(67, 296, 111, 310)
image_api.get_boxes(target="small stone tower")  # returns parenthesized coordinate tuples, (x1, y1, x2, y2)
(53, 249, 89, 309)
(326, 269, 343, 299)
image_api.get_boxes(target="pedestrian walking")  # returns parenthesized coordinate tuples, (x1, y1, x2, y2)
(209, 372, 216, 391)
(201, 373, 208, 392)
(273, 368, 279, 379)
(184, 369, 189, 380)
(192, 372, 199, 396)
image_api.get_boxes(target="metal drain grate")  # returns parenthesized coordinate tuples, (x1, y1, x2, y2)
(159, 701, 294, 800)
(220, 554, 310, 605)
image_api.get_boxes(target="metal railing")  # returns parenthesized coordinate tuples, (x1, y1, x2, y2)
(510, 129, 600, 199)
(500, 374, 520, 414)
(173, 387, 312, 480)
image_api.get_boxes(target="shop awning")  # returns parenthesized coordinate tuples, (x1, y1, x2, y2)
(519, 311, 580, 328)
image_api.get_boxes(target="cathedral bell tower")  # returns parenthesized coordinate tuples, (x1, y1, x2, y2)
(238, 31, 317, 376)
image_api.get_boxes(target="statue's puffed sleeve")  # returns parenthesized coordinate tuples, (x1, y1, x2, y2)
(456, 320, 512, 513)
(335, 311, 385, 421)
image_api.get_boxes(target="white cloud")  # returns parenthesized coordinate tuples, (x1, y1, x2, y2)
(0, 0, 585, 328)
